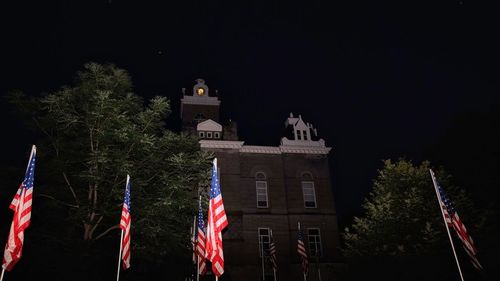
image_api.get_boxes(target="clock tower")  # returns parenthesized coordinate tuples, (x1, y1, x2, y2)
(180, 78, 221, 133)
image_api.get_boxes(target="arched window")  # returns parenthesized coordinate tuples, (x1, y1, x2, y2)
(255, 172, 269, 208)
(301, 172, 316, 208)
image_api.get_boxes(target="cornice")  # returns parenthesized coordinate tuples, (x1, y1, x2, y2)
(240, 145, 281, 154)
(200, 140, 332, 155)
(199, 140, 244, 149)
(279, 146, 331, 154)
(181, 96, 221, 106)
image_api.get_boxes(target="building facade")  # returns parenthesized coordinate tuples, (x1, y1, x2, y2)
(182, 79, 342, 281)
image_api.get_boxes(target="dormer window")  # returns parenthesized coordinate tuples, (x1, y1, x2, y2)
(196, 119, 222, 141)
(297, 130, 302, 140)
(303, 130, 308, 140)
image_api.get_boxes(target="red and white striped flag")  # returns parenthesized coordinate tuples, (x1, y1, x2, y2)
(196, 198, 207, 275)
(205, 158, 228, 277)
(431, 170, 482, 270)
(2, 145, 36, 271)
(119, 175, 132, 269)
(297, 222, 308, 276)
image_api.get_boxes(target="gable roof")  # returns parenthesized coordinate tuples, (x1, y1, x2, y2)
(197, 119, 222, 132)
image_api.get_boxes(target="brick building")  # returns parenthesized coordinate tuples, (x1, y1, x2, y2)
(182, 79, 342, 281)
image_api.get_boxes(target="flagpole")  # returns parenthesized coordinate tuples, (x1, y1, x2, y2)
(116, 230, 124, 281)
(429, 169, 465, 281)
(192, 214, 197, 281)
(315, 242, 321, 281)
(261, 234, 266, 281)
(196, 194, 204, 281)
(196, 256, 200, 281)
(0, 267, 5, 281)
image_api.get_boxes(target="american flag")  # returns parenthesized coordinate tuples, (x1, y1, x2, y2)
(297, 223, 308, 276)
(269, 230, 278, 271)
(205, 158, 228, 277)
(119, 175, 132, 269)
(432, 170, 482, 270)
(2, 145, 36, 271)
(196, 200, 207, 275)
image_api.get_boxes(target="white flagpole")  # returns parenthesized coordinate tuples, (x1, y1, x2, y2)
(193, 213, 199, 281)
(192, 215, 196, 266)
(0, 268, 5, 281)
(196, 194, 203, 281)
(429, 169, 465, 281)
(116, 230, 124, 281)
(26, 145, 36, 173)
(315, 242, 321, 281)
(261, 234, 266, 281)
(196, 256, 200, 281)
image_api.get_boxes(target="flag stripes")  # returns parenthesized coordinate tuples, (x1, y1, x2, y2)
(196, 199, 207, 275)
(297, 223, 308, 276)
(119, 175, 132, 270)
(205, 158, 228, 277)
(2, 145, 36, 271)
(432, 170, 482, 270)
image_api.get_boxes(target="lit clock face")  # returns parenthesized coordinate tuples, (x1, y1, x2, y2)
(196, 87, 205, 96)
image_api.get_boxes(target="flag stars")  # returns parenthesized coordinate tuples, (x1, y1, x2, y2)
(24, 154, 36, 189)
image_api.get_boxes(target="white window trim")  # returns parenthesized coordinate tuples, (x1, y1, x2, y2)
(302, 181, 317, 208)
(256, 180, 269, 208)
(207, 131, 213, 138)
(199, 131, 205, 138)
(214, 132, 220, 139)
(258, 227, 271, 257)
(307, 228, 322, 257)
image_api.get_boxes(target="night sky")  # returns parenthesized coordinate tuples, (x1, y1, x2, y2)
(1, 1, 499, 226)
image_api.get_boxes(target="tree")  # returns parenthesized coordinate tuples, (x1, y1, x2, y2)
(342, 159, 481, 281)
(8, 62, 212, 279)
